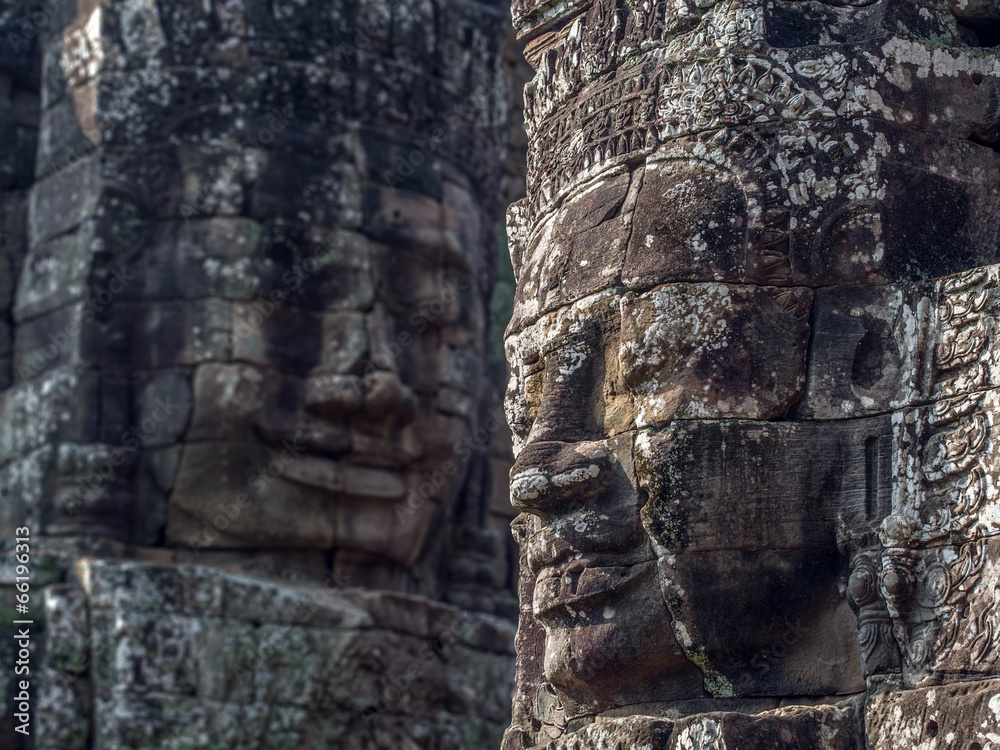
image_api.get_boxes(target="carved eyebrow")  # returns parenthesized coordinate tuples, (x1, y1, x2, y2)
(524, 352, 544, 376)
(540, 330, 597, 358)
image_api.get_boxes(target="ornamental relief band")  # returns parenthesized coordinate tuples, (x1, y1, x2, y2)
(503, 1, 1000, 748)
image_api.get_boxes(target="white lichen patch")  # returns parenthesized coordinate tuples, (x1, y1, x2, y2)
(675, 718, 727, 750)
(0, 368, 82, 463)
(510, 467, 550, 503)
(210, 364, 265, 417)
(120, 0, 168, 62)
(552, 464, 600, 487)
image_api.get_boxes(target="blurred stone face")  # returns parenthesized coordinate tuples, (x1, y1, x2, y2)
(0, 0, 509, 587)
(164, 200, 488, 566)
(3, 175, 490, 568)
(504, 0, 1000, 744)
(0, 3, 521, 748)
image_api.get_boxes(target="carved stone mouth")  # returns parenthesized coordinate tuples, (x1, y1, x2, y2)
(525, 511, 653, 575)
(283, 455, 406, 499)
(255, 405, 423, 469)
(532, 561, 654, 623)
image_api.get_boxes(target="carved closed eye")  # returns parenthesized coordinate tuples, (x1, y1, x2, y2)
(516, 333, 595, 440)
(506, 349, 543, 445)
(523, 354, 545, 430)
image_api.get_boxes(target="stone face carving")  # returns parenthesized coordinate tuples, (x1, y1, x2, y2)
(0, 0, 513, 596)
(504, 0, 1000, 747)
(0, 1, 523, 748)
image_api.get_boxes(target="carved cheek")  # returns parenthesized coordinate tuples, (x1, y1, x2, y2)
(619, 283, 811, 428)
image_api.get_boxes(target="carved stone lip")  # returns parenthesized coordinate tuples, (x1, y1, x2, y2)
(532, 560, 653, 622)
(257, 420, 419, 469)
(525, 512, 653, 575)
(282, 455, 407, 499)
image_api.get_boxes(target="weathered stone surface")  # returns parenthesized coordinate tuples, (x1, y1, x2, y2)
(621, 283, 812, 424)
(636, 419, 891, 553)
(866, 678, 1000, 750)
(0, 0, 522, 747)
(37, 584, 89, 750)
(32, 561, 516, 750)
(802, 265, 1000, 419)
(505, 0, 1000, 747)
(653, 548, 864, 698)
(519, 703, 862, 749)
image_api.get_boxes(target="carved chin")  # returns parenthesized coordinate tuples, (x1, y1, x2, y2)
(538, 561, 706, 711)
(165, 441, 451, 565)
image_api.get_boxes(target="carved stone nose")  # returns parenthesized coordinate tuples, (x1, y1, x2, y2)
(509, 440, 612, 518)
(306, 371, 418, 426)
(304, 374, 364, 419)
